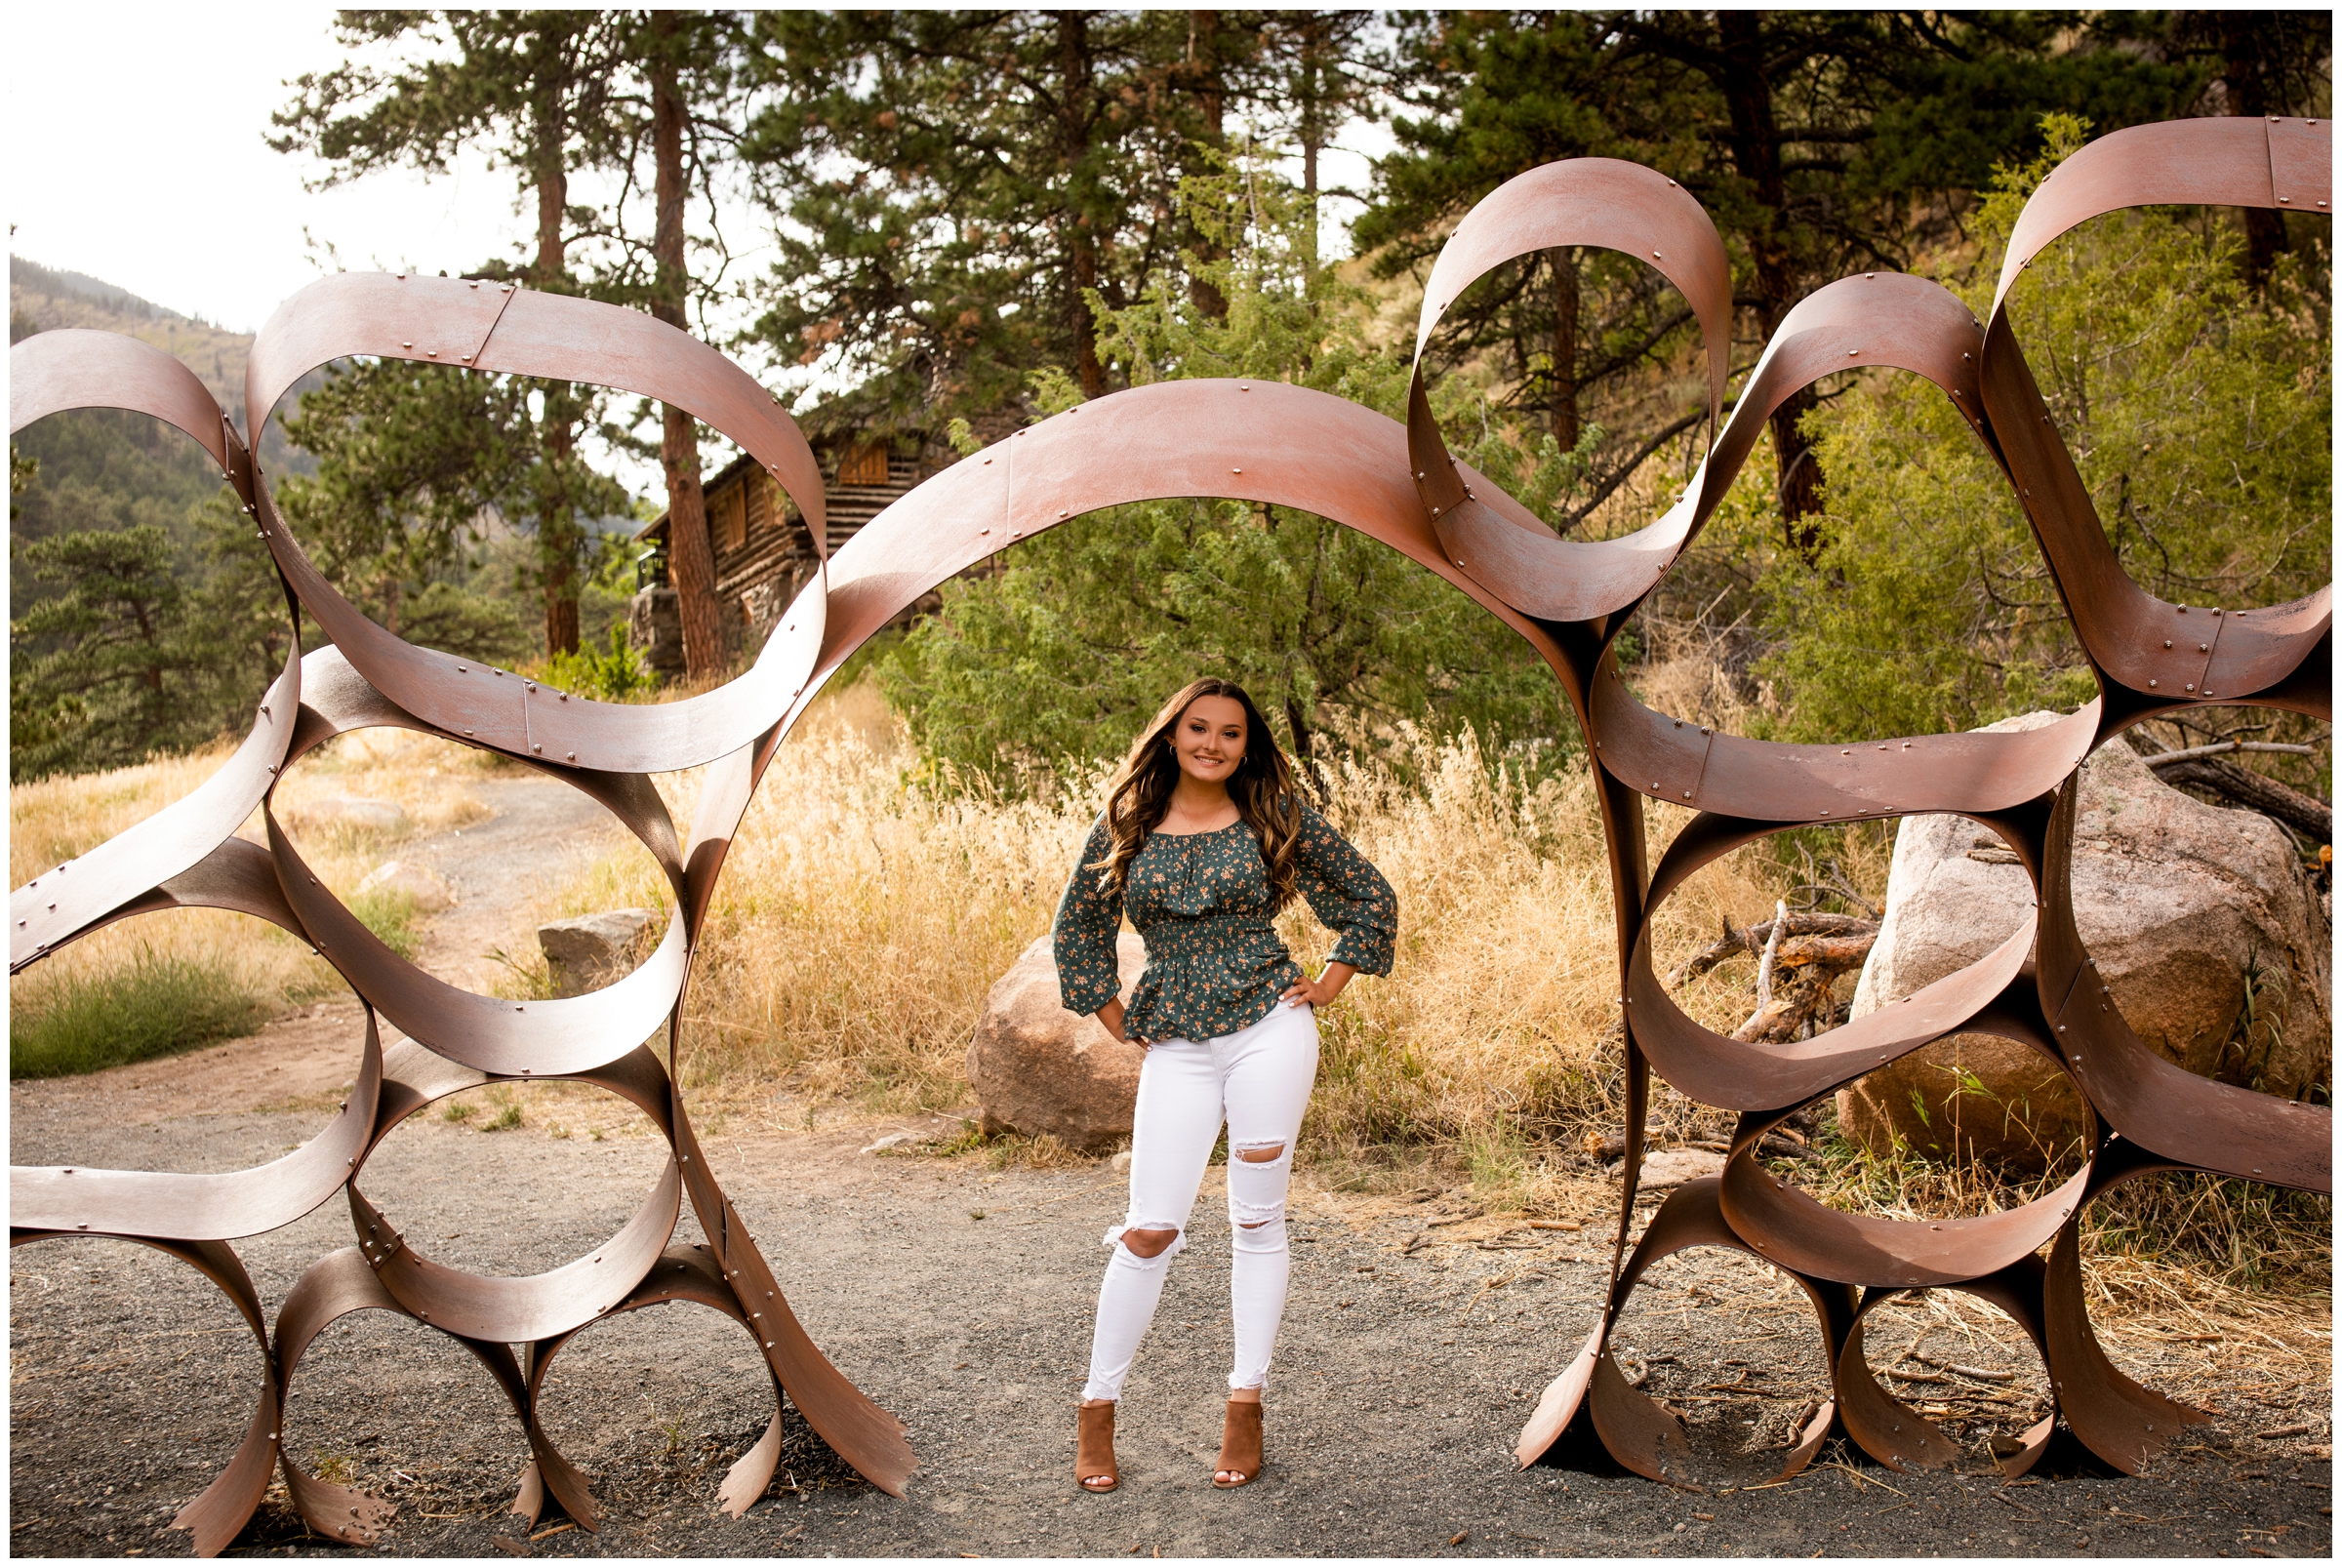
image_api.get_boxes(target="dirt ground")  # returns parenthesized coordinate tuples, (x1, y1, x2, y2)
(11, 776, 2333, 1559)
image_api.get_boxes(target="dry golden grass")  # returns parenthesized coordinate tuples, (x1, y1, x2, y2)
(9, 730, 494, 1036)
(553, 688, 1861, 1162)
(542, 680, 2322, 1309)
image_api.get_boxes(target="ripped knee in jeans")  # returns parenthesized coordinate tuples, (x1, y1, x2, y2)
(1104, 1222, 1185, 1265)
(1228, 1140, 1294, 1230)
(1121, 1226, 1180, 1258)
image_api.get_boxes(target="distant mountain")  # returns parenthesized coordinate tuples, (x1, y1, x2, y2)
(11, 256, 254, 416)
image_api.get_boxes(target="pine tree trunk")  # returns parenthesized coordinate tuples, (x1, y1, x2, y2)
(1716, 15, 1824, 558)
(1551, 248, 1581, 451)
(1187, 10, 1230, 320)
(534, 81, 584, 656)
(2221, 14, 2291, 291)
(1062, 14, 1108, 397)
(652, 19, 722, 679)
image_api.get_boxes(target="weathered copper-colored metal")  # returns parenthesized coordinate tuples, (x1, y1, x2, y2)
(9, 111, 2327, 1543)
(10, 281, 902, 1552)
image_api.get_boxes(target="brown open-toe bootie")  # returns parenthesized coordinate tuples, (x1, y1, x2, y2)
(1075, 1401, 1119, 1493)
(1213, 1398, 1264, 1488)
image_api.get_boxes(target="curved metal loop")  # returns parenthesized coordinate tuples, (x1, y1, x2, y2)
(531, 1242, 789, 1519)
(287, 645, 691, 911)
(13, 1009, 384, 1240)
(2035, 765, 2331, 1191)
(1831, 1259, 2060, 1481)
(272, 1245, 602, 1537)
(1594, 678, 2097, 824)
(10, 327, 235, 467)
(1538, 1177, 1851, 1488)
(9, 1231, 283, 1557)
(1407, 159, 1731, 510)
(249, 477, 830, 775)
(265, 806, 688, 1080)
(7, 340, 298, 972)
(243, 272, 827, 556)
(1980, 116, 2333, 719)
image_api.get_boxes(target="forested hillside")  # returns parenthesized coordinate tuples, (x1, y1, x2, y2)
(7, 258, 601, 779)
(12, 260, 252, 402)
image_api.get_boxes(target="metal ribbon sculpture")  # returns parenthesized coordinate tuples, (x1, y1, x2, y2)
(8, 114, 2329, 1548)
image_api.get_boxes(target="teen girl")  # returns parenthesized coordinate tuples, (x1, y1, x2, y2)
(1049, 678, 1396, 1493)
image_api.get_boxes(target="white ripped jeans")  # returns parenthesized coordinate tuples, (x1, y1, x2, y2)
(1081, 1000, 1320, 1403)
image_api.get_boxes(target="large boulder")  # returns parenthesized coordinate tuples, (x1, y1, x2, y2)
(539, 908, 663, 997)
(966, 933, 1148, 1153)
(1838, 711, 2331, 1168)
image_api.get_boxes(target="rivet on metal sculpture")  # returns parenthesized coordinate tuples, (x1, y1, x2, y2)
(7, 115, 2329, 1548)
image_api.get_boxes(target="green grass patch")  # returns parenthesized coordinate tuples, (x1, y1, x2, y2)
(348, 888, 423, 960)
(11, 946, 272, 1078)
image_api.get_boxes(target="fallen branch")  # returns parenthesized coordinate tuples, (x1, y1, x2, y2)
(1912, 1351, 2016, 1384)
(2154, 756, 2331, 841)
(1772, 934, 1878, 971)
(1752, 901, 1788, 1017)
(1667, 912, 1878, 987)
(2144, 740, 2323, 766)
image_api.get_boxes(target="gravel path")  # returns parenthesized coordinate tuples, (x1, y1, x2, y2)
(10, 777, 2333, 1558)
(11, 1104, 2332, 1560)
(390, 771, 629, 995)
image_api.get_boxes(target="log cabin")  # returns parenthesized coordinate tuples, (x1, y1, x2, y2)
(628, 431, 936, 675)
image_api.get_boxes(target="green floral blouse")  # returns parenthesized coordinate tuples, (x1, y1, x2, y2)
(1052, 801, 1397, 1043)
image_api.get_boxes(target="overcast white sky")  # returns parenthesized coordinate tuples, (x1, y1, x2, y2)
(12, 7, 529, 334)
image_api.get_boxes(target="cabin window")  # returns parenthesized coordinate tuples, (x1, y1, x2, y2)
(747, 471, 770, 536)
(838, 440, 890, 487)
(714, 483, 747, 552)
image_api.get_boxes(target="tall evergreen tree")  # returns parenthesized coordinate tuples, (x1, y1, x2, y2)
(624, 7, 749, 681)
(271, 10, 629, 653)
(12, 528, 212, 778)
(740, 11, 1234, 428)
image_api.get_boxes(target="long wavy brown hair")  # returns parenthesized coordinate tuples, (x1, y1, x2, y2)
(1089, 678, 1304, 908)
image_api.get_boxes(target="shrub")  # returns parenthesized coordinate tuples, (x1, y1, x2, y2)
(11, 945, 271, 1078)
(538, 623, 657, 703)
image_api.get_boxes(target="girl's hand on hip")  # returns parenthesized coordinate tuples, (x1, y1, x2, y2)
(1280, 962, 1356, 1010)
(1098, 997, 1148, 1048)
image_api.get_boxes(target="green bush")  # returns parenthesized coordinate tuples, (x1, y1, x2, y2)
(1757, 115, 2330, 743)
(11, 947, 272, 1078)
(539, 623, 657, 703)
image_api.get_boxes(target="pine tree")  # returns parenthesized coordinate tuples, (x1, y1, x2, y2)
(877, 156, 1570, 783)
(271, 10, 629, 653)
